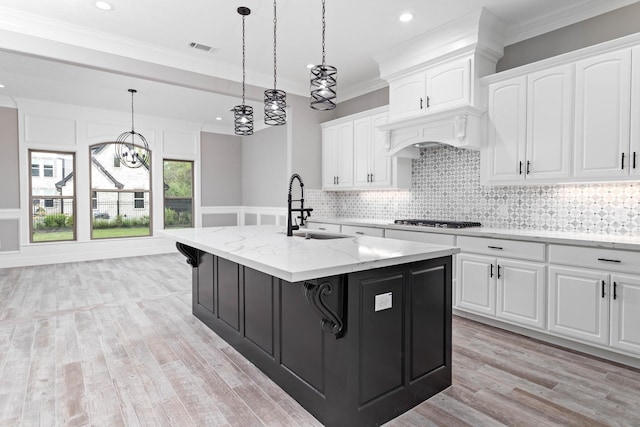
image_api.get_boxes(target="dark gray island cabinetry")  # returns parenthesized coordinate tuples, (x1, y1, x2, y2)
(162, 226, 457, 426)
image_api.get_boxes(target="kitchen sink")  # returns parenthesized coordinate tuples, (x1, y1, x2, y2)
(292, 231, 350, 240)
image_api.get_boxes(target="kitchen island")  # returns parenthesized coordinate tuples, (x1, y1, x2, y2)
(161, 225, 459, 427)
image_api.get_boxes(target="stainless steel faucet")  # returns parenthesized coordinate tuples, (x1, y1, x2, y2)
(287, 173, 313, 236)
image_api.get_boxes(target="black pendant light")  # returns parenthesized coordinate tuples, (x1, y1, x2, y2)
(115, 89, 150, 168)
(310, 0, 337, 110)
(264, 0, 286, 125)
(233, 6, 253, 136)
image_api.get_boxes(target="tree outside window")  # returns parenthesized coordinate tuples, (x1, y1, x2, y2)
(163, 160, 193, 228)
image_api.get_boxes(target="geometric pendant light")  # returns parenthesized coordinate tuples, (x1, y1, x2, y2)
(115, 89, 150, 168)
(264, 0, 286, 125)
(310, 0, 337, 110)
(233, 6, 254, 136)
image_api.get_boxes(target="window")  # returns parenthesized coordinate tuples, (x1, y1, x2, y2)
(134, 192, 145, 209)
(90, 142, 151, 239)
(163, 159, 193, 228)
(29, 150, 76, 243)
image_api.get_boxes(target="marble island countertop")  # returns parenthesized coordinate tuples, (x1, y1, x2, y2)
(160, 225, 459, 282)
(309, 218, 640, 251)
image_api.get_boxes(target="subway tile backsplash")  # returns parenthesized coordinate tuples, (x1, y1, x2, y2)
(307, 145, 640, 235)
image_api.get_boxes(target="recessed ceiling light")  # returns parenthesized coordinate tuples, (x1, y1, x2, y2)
(306, 64, 315, 69)
(0, 84, 5, 88)
(94, 1, 114, 11)
(215, 117, 222, 121)
(399, 13, 413, 22)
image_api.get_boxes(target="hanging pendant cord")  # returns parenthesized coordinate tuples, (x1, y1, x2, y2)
(321, 0, 326, 66)
(242, 14, 246, 104)
(273, 0, 277, 90)
(130, 91, 135, 132)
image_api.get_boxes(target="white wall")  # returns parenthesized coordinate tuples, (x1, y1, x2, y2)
(0, 98, 202, 268)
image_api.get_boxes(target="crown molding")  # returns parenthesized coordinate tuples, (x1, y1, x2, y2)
(505, 0, 640, 45)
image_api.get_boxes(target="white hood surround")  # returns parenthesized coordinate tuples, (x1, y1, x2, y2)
(375, 8, 507, 156)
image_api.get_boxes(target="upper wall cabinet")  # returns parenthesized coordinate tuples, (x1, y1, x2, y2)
(322, 107, 410, 191)
(574, 49, 635, 180)
(486, 64, 573, 184)
(389, 57, 471, 122)
(482, 32, 640, 186)
(322, 122, 354, 189)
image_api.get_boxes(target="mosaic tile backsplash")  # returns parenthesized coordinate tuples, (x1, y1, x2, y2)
(306, 145, 640, 235)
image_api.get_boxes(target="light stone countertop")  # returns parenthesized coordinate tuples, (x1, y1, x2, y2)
(160, 225, 459, 282)
(309, 218, 640, 251)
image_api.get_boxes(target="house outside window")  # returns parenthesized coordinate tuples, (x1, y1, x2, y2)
(43, 163, 54, 177)
(90, 142, 151, 239)
(163, 159, 193, 228)
(29, 150, 76, 243)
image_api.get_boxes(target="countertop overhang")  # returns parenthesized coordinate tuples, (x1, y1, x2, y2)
(160, 225, 459, 282)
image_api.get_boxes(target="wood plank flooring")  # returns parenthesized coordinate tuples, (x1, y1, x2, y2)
(1, 253, 639, 426)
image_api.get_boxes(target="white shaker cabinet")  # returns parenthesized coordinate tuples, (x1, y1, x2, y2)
(322, 122, 354, 189)
(456, 237, 546, 330)
(353, 113, 391, 187)
(573, 49, 632, 179)
(389, 57, 471, 122)
(610, 274, 640, 354)
(486, 64, 573, 184)
(548, 266, 610, 346)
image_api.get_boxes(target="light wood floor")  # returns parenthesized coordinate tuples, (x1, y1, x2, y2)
(1, 254, 639, 426)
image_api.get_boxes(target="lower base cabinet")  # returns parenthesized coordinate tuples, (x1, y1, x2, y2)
(549, 265, 640, 353)
(456, 253, 545, 329)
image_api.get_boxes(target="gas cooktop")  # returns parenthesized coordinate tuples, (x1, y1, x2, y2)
(393, 219, 482, 229)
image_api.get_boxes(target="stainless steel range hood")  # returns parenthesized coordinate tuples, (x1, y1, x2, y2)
(375, 8, 506, 157)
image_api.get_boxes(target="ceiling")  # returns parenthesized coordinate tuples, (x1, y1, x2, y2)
(0, 0, 637, 133)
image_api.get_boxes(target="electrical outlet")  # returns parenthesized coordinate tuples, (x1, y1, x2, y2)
(374, 292, 392, 312)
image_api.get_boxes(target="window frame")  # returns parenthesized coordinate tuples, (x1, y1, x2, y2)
(163, 159, 194, 229)
(89, 142, 153, 240)
(28, 149, 77, 243)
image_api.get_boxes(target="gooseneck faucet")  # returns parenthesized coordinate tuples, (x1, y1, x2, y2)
(287, 173, 314, 236)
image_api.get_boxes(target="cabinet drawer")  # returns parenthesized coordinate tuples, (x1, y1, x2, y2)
(458, 236, 545, 262)
(306, 222, 341, 233)
(385, 229, 455, 246)
(342, 225, 385, 238)
(549, 244, 640, 275)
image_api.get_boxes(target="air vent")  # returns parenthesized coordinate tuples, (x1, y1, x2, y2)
(189, 42, 213, 52)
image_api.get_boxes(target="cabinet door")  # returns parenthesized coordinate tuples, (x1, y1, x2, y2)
(322, 126, 338, 189)
(548, 266, 609, 345)
(425, 57, 471, 113)
(630, 47, 640, 177)
(456, 253, 495, 316)
(335, 122, 354, 188)
(574, 49, 631, 179)
(353, 117, 372, 187)
(526, 64, 573, 181)
(496, 259, 546, 329)
(486, 76, 527, 183)
(610, 273, 640, 355)
(389, 72, 425, 121)
(370, 113, 391, 187)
